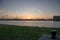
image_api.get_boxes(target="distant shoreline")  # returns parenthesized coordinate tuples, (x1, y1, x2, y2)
(0, 19, 60, 21)
(0, 19, 53, 21)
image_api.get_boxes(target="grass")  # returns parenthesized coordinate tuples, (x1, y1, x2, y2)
(0, 24, 60, 40)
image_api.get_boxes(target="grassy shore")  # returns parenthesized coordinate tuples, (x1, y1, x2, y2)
(0, 24, 60, 40)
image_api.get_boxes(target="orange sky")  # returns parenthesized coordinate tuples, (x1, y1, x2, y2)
(0, 14, 53, 19)
(0, 0, 60, 19)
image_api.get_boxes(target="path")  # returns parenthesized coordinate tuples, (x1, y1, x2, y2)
(39, 34, 60, 40)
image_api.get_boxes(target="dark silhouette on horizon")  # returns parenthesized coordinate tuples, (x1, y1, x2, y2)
(0, 15, 60, 21)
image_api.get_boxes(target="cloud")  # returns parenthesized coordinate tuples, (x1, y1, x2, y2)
(0, 10, 5, 13)
(0, 9, 16, 15)
(0, 10, 6, 15)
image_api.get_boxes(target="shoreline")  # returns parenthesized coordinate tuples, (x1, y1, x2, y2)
(0, 19, 53, 21)
(0, 24, 60, 28)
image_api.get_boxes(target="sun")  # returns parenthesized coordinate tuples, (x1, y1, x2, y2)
(27, 17, 32, 19)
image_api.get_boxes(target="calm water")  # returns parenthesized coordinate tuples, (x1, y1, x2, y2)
(0, 21, 60, 28)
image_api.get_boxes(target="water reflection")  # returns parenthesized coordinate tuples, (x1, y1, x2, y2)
(0, 21, 60, 28)
(53, 21, 60, 28)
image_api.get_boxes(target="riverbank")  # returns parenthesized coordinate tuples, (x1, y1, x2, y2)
(0, 24, 60, 40)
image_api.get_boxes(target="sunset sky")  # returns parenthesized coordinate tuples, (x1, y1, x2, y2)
(0, 0, 60, 19)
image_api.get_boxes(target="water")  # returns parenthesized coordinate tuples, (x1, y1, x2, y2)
(0, 21, 60, 28)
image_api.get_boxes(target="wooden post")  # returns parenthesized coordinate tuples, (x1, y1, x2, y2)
(51, 30, 56, 39)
